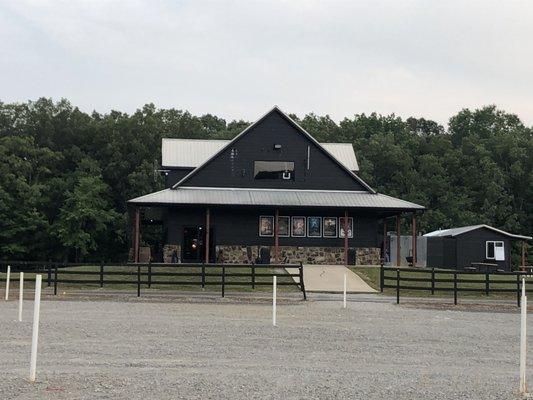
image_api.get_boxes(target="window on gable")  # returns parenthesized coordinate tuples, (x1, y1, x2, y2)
(486, 241, 505, 261)
(254, 161, 294, 180)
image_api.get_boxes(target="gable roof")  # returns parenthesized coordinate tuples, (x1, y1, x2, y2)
(172, 106, 374, 192)
(162, 138, 359, 171)
(424, 225, 531, 240)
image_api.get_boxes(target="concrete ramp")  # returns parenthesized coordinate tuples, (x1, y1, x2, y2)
(291, 265, 377, 293)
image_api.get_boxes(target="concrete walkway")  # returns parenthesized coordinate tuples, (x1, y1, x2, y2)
(291, 265, 377, 293)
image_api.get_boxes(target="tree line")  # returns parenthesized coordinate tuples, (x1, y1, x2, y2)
(0, 98, 531, 263)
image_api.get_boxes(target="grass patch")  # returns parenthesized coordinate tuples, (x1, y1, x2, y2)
(350, 266, 528, 301)
(0, 265, 300, 294)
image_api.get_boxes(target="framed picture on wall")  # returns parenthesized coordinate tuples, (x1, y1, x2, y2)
(323, 217, 337, 238)
(291, 216, 306, 237)
(307, 216, 322, 237)
(339, 217, 354, 238)
(277, 216, 290, 237)
(259, 216, 274, 237)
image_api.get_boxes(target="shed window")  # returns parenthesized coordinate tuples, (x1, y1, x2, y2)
(486, 241, 505, 261)
(254, 161, 294, 180)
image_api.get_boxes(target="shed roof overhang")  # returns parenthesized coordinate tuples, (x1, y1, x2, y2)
(424, 224, 532, 241)
(128, 187, 425, 214)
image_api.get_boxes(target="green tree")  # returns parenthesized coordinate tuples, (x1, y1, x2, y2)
(54, 160, 120, 261)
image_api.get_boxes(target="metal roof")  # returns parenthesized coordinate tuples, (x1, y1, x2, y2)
(128, 187, 424, 210)
(161, 138, 359, 171)
(424, 225, 531, 240)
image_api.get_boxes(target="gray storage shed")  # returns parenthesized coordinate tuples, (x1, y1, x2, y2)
(424, 225, 531, 271)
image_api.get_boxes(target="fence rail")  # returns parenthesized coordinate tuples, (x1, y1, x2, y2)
(0, 261, 306, 300)
(380, 266, 531, 306)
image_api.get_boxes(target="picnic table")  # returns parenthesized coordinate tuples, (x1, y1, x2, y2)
(469, 262, 499, 273)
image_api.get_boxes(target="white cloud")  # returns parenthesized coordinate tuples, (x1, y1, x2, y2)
(0, 0, 532, 126)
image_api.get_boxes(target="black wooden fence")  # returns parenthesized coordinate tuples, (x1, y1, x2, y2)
(0, 261, 306, 300)
(380, 266, 531, 306)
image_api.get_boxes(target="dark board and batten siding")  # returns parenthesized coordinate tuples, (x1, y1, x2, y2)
(180, 110, 367, 191)
(165, 206, 379, 248)
(165, 169, 193, 188)
(455, 228, 511, 270)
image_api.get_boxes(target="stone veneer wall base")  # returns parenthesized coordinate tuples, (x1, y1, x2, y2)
(213, 245, 381, 265)
(163, 244, 181, 263)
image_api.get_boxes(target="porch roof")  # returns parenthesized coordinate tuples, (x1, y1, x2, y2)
(128, 186, 424, 212)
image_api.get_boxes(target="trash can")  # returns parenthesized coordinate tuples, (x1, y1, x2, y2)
(259, 247, 271, 264)
(348, 248, 357, 265)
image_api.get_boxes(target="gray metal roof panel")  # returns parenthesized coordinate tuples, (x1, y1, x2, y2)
(128, 187, 424, 210)
(161, 138, 359, 171)
(424, 225, 531, 240)
(321, 143, 359, 171)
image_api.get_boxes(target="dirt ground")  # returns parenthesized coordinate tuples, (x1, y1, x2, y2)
(0, 293, 529, 399)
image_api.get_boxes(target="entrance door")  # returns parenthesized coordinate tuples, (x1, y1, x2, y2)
(183, 226, 203, 262)
(182, 226, 216, 263)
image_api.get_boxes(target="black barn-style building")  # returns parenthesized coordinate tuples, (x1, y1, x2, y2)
(128, 107, 424, 265)
(425, 225, 531, 271)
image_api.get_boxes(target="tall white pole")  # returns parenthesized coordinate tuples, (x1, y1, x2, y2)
(29, 275, 42, 383)
(5, 265, 11, 300)
(343, 273, 347, 309)
(18, 272, 24, 322)
(520, 277, 527, 395)
(272, 276, 277, 327)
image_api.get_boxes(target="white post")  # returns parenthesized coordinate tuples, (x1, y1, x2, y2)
(29, 275, 42, 383)
(5, 265, 11, 300)
(520, 277, 527, 395)
(18, 272, 24, 322)
(343, 273, 347, 309)
(272, 276, 277, 327)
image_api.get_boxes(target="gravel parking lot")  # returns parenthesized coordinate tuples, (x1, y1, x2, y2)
(0, 294, 528, 399)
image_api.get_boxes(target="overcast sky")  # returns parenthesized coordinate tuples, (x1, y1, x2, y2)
(1, 0, 532, 126)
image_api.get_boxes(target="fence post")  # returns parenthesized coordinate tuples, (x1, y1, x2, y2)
(100, 262, 104, 288)
(137, 264, 141, 297)
(221, 265, 225, 298)
(272, 275, 277, 326)
(343, 273, 347, 309)
(431, 268, 435, 295)
(380, 264, 384, 293)
(299, 263, 306, 300)
(29, 275, 42, 383)
(396, 268, 400, 304)
(5, 265, 10, 301)
(47, 264, 51, 287)
(18, 272, 24, 322)
(251, 264, 255, 289)
(517, 273, 521, 308)
(201, 264, 205, 289)
(54, 265, 58, 296)
(485, 270, 489, 296)
(520, 276, 528, 395)
(453, 271, 458, 305)
(148, 262, 152, 289)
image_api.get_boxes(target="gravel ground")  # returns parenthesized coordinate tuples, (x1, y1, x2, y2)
(0, 294, 528, 399)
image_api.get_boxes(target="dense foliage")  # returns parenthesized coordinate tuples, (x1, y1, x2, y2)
(0, 98, 531, 262)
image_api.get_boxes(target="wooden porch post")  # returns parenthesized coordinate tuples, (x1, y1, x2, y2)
(411, 213, 417, 267)
(396, 214, 401, 267)
(275, 209, 279, 264)
(205, 208, 210, 264)
(134, 207, 140, 263)
(382, 218, 387, 261)
(344, 210, 349, 266)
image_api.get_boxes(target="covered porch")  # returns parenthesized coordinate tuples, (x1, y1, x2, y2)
(128, 187, 425, 266)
